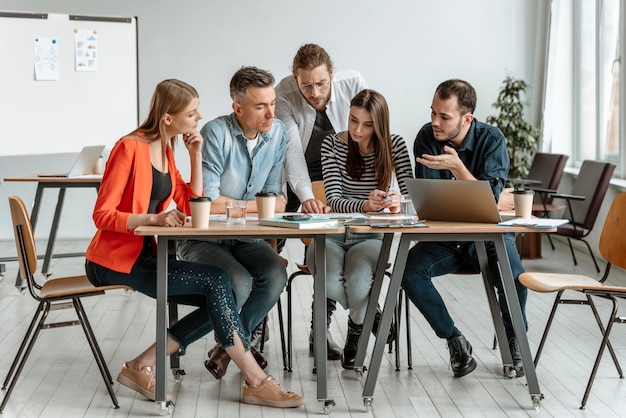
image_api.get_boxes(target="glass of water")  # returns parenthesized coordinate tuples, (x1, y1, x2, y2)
(226, 200, 247, 224)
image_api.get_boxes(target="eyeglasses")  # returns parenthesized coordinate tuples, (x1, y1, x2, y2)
(299, 79, 330, 92)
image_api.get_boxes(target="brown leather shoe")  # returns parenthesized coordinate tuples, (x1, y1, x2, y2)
(205, 345, 231, 380)
(250, 347, 268, 369)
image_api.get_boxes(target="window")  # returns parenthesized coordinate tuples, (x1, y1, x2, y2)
(546, 0, 623, 177)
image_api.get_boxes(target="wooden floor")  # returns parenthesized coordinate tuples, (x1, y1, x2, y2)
(0, 234, 625, 417)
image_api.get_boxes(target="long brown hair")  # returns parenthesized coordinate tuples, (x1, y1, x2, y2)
(133, 79, 198, 166)
(346, 89, 394, 190)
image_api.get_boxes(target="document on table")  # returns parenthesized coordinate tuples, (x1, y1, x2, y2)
(498, 218, 569, 228)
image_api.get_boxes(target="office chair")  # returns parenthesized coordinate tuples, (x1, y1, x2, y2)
(509, 152, 569, 255)
(519, 191, 626, 409)
(1, 196, 134, 412)
(549, 160, 615, 272)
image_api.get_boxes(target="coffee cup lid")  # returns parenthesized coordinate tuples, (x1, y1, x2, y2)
(255, 192, 277, 197)
(513, 188, 534, 194)
(190, 196, 212, 202)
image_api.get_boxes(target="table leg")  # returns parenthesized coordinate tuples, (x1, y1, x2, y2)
(155, 235, 169, 408)
(362, 234, 412, 403)
(41, 187, 66, 275)
(492, 235, 543, 408)
(313, 235, 334, 412)
(355, 233, 394, 372)
(474, 241, 513, 373)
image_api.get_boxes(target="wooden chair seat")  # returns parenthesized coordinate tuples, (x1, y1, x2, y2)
(39, 275, 131, 299)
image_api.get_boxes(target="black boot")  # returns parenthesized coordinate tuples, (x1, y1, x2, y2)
(341, 318, 363, 370)
(447, 335, 477, 377)
(309, 299, 342, 360)
(372, 307, 396, 344)
(508, 337, 525, 377)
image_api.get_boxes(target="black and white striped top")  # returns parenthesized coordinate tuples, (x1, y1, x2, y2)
(321, 132, 414, 213)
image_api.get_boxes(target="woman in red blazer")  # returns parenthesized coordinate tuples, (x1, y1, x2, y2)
(85, 79, 303, 408)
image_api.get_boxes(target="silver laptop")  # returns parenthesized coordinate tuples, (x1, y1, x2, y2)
(405, 178, 502, 223)
(38, 145, 105, 178)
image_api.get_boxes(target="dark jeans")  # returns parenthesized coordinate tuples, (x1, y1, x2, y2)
(85, 238, 248, 351)
(176, 238, 287, 337)
(401, 233, 527, 341)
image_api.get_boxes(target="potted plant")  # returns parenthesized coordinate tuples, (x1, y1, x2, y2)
(486, 76, 542, 183)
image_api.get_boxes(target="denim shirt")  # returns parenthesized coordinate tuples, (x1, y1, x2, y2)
(413, 119, 509, 203)
(200, 112, 286, 200)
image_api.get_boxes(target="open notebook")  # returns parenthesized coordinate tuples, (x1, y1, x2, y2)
(38, 145, 105, 178)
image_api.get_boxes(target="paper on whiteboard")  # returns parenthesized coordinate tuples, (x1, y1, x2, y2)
(33, 37, 59, 81)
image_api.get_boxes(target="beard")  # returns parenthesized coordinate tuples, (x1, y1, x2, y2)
(305, 91, 331, 112)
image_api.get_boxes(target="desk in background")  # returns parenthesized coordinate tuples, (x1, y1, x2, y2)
(349, 221, 553, 410)
(2, 174, 101, 287)
(135, 220, 345, 415)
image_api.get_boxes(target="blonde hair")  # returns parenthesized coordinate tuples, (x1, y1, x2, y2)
(134, 79, 198, 166)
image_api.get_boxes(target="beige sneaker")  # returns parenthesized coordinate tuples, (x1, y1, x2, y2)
(117, 362, 156, 401)
(242, 376, 304, 408)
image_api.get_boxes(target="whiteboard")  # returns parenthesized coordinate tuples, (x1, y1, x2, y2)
(0, 12, 138, 156)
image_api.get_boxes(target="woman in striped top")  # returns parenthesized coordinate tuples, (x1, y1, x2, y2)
(307, 89, 413, 369)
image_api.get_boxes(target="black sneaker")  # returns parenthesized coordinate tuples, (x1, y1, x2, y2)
(508, 337, 525, 377)
(447, 335, 477, 377)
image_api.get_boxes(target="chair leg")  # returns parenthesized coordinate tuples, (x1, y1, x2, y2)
(580, 296, 619, 409)
(404, 290, 413, 370)
(1, 303, 47, 413)
(566, 238, 579, 266)
(581, 239, 601, 273)
(2, 302, 44, 391)
(73, 298, 119, 408)
(259, 316, 268, 353)
(394, 289, 403, 371)
(546, 233, 556, 250)
(534, 290, 565, 367)
(276, 298, 288, 371)
(586, 295, 623, 376)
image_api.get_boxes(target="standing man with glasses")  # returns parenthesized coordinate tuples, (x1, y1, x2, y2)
(274, 44, 367, 360)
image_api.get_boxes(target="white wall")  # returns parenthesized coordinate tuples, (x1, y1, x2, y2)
(0, 0, 548, 241)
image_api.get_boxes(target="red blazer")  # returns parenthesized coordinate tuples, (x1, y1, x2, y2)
(86, 135, 198, 273)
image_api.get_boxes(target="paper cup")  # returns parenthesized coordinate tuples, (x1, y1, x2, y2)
(189, 196, 211, 228)
(255, 192, 277, 220)
(513, 189, 535, 219)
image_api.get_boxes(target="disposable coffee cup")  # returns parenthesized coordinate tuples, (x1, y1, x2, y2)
(189, 196, 211, 228)
(255, 192, 277, 220)
(513, 188, 535, 219)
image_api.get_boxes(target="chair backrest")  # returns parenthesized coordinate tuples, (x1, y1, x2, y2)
(598, 192, 626, 271)
(569, 160, 616, 229)
(527, 153, 569, 204)
(9, 196, 39, 292)
(312, 180, 326, 204)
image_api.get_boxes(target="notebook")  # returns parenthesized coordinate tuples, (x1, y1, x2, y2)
(405, 178, 502, 223)
(37, 145, 105, 178)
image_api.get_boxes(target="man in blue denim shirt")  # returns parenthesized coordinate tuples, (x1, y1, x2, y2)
(402, 79, 527, 378)
(177, 67, 288, 379)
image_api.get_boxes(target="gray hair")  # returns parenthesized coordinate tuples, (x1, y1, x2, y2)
(229, 66, 275, 102)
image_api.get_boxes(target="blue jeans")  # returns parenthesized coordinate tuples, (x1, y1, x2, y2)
(85, 238, 248, 351)
(401, 233, 527, 341)
(306, 231, 382, 324)
(176, 239, 287, 336)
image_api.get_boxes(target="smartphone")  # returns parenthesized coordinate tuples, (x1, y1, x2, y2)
(282, 214, 312, 221)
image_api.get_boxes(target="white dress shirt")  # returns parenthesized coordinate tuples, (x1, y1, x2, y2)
(275, 68, 367, 202)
